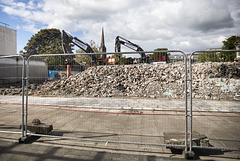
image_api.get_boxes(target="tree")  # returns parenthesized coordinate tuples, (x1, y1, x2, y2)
(198, 35, 240, 62)
(89, 40, 99, 53)
(151, 48, 169, 63)
(222, 35, 240, 50)
(220, 35, 240, 62)
(24, 29, 65, 70)
(198, 52, 220, 62)
(75, 40, 99, 65)
(119, 56, 134, 65)
(24, 28, 63, 56)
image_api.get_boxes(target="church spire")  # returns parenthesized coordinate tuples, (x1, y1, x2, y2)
(101, 27, 105, 47)
(99, 27, 106, 59)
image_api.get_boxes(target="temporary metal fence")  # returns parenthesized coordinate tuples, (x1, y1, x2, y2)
(189, 50, 240, 154)
(0, 55, 25, 136)
(20, 50, 189, 152)
(1, 50, 239, 159)
(0, 55, 48, 138)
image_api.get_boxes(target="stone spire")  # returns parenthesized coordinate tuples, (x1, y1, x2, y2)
(99, 27, 106, 59)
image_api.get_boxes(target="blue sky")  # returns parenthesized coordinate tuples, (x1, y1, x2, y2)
(0, 5, 30, 52)
(1, 11, 33, 52)
(0, 0, 240, 54)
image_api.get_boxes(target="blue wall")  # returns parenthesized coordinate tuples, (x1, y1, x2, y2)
(48, 70, 64, 79)
(48, 70, 81, 79)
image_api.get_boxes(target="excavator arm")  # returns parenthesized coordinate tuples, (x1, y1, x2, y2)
(115, 36, 146, 63)
(62, 30, 96, 64)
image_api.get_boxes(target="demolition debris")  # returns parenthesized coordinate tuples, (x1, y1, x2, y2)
(1, 62, 239, 100)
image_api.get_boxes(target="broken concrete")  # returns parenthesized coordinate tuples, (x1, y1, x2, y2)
(1, 62, 239, 100)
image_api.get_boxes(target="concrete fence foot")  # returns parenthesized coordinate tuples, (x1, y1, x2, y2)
(18, 135, 41, 144)
(183, 151, 195, 160)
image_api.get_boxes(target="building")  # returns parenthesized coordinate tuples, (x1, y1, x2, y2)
(207, 48, 222, 51)
(99, 27, 106, 59)
(235, 41, 240, 60)
(0, 25, 48, 84)
(0, 25, 17, 56)
(169, 54, 199, 63)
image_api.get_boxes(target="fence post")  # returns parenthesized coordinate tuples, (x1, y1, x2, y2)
(25, 56, 30, 137)
(183, 52, 195, 159)
(21, 56, 25, 138)
(184, 53, 188, 153)
(19, 55, 31, 143)
(189, 52, 194, 153)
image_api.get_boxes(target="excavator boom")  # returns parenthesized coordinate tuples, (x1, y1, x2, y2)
(115, 36, 146, 63)
(62, 30, 95, 64)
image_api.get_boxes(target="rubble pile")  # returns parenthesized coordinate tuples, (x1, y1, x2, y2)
(30, 63, 185, 98)
(190, 62, 239, 100)
(1, 62, 239, 100)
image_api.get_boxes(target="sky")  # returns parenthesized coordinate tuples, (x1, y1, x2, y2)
(0, 0, 240, 55)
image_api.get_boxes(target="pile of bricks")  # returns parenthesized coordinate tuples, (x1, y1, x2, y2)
(1, 62, 239, 100)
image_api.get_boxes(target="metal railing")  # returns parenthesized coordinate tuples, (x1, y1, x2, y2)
(0, 55, 25, 136)
(1, 49, 239, 159)
(189, 50, 240, 153)
(22, 50, 189, 151)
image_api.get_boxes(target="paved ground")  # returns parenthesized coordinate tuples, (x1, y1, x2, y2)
(0, 95, 240, 112)
(0, 95, 239, 160)
(0, 140, 187, 161)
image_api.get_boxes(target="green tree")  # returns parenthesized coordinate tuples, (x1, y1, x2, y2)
(126, 57, 134, 64)
(151, 48, 169, 63)
(24, 28, 63, 55)
(24, 28, 64, 70)
(198, 52, 220, 62)
(75, 40, 99, 65)
(220, 35, 240, 62)
(119, 56, 134, 65)
(222, 35, 240, 50)
(89, 40, 99, 53)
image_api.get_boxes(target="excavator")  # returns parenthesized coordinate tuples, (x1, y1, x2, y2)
(61, 30, 96, 76)
(115, 36, 146, 63)
(61, 30, 96, 65)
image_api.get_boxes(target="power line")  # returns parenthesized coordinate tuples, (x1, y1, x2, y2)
(0, 22, 10, 27)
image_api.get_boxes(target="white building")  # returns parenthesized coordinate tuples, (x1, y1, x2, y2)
(0, 25, 17, 56)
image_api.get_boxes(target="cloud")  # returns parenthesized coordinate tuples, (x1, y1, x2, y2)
(181, 0, 234, 32)
(1, 0, 239, 53)
(22, 23, 38, 33)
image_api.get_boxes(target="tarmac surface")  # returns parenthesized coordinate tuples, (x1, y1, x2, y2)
(0, 139, 187, 161)
(0, 95, 240, 160)
(0, 95, 240, 113)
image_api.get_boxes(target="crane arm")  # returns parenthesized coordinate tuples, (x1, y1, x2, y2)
(115, 36, 146, 63)
(62, 30, 96, 64)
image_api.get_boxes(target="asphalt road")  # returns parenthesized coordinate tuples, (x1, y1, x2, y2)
(0, 95, 239, 160)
